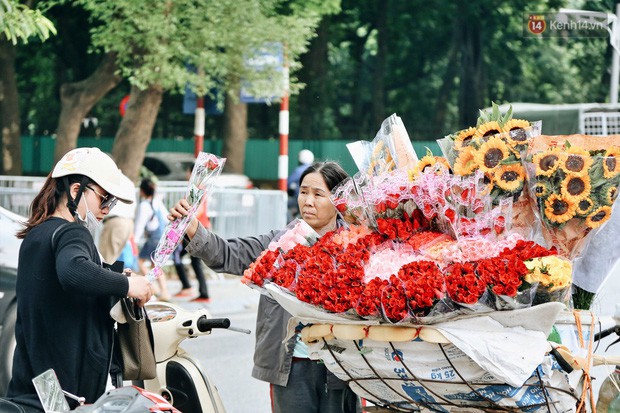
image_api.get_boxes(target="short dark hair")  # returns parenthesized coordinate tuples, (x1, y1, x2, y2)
(299, 161, 349, 191)
(139, 178, 156, 197)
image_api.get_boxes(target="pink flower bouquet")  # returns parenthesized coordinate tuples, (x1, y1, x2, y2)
(147, 152, 225, 282)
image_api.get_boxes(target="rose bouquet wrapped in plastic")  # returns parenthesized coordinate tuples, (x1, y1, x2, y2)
(147, 152, 225, 283)
(241, 219, 319, 288)
(523, 136, 620, 259)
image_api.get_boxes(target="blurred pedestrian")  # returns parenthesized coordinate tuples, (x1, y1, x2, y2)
(134, 178, 171, 301)
(287, 149, 314, 220)
(98, 174, 136, 264)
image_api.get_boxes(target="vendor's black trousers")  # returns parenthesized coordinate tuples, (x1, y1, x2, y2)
(270, 358, 361, 413)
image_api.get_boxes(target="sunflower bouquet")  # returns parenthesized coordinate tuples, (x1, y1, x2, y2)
(523, 136, 620, 259)
(437, 104, 542, 239)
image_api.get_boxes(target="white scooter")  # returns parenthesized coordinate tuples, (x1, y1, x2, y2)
(33, 301, 249, 413)
(140, 301, 250, 413)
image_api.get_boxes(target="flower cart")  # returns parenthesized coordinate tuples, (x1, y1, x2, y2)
(242, 110, 620, 412)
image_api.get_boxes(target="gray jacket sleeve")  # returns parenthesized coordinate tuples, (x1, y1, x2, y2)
(185, 224, 280, 275)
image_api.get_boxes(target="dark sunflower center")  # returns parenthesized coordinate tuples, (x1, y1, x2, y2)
(509, 129, 528, 142)
(483, 128, 501, 137)
(551, 199, 569, 215)
(605, 156, 617, 172)
(610, 187, 618, 201)
(566, 177, 585, 195)
(535, 185, 546, 196)
(540, 155, 558, 171)
(501, 171, 518, 182)
(578, 199, 592, 211)
(591, 210, 607, 222)
(461, 135, 474, 146)
(484, 148, 504, 168)
(566, 155, 585, 172)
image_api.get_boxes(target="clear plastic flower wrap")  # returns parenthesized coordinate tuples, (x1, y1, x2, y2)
(241, 219, 319, 291)
(147, 152, 225, 283)
(523, 135, 620, 260)
(347, 113, 418, 176)
(330, 174, 375, 227)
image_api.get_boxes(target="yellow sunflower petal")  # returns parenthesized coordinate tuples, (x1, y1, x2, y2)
(475, 121, 503, 138)
(455, 127, 477, 150)
(473, 136, 510, 173)
(454, 146, 477, 176)
(561, 174, 591, 202)
(575, 198, 595, 216)
(602, 146, 620, 179)
(544, 194, 577, 224)
(416, 155, 436, 173)
(503, 119, 531, 147)
(560, 146, 592, 177)
(586, 206, 612, 229)
(532, 148, 561, 177)
(494, 163, 525, 193)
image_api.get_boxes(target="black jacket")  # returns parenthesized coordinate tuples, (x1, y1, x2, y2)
(6, 218, 129, 411)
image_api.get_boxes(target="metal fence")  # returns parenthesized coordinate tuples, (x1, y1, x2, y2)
(0, 176, 287, 239)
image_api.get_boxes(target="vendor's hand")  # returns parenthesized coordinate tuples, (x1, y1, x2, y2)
(127, 275, 153, 307)
(169, 198, 199, 239)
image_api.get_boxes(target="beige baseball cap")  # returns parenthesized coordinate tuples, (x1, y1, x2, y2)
(51, 147, 135, 203)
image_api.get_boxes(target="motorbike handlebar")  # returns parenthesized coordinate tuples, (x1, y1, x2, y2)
(594, 325, 620, 341)
(197, 316, 231, 332)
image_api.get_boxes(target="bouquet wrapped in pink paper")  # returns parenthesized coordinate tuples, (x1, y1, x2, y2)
(147, 153, 225, 282)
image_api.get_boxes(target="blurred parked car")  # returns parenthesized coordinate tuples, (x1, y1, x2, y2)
(142, 152, 254, 188)
(0, 206, 24, 396)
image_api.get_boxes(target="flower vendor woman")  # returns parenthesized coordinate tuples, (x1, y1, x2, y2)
(169, 161, 360, 413)
(0, 147, 153, 412)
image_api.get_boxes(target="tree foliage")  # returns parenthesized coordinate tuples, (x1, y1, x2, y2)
(0, 0, 56, 44)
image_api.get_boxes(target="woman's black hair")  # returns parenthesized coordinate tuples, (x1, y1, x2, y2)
(140, 178, 156, 197)
(299, 161, 349, 191)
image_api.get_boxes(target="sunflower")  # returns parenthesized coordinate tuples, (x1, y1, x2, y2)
(596, 182, 619, 205)
(474, 136, 510, 173)
(503, 119, 530, 147)
(534, 181, 552, 198)
(559, 146, 592, 177)
(544, 193, 577, 225)
(585, 205, 612, 229)
(561, 174, 591, 202)
(575, 198, 594, 217)
(416, 155, 437, 173)
(453, 146, 478, 176)
(494, 163, 525, 193)
(475, 121, 503, 138)
(416, 155, 451, 175)
(454, 127, 477, 149)
(532, 148, 561, 177)
(602, 146, 620, 178)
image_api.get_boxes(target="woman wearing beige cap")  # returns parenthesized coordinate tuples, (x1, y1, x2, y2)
(0, 147, 152, 412)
